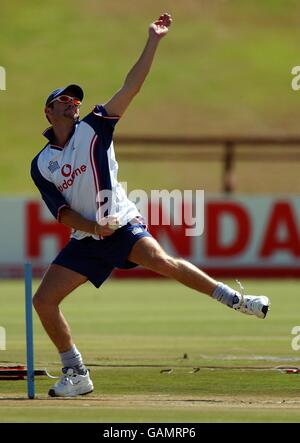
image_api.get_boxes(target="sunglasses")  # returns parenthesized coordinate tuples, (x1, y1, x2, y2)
(49, 95, 81, 106)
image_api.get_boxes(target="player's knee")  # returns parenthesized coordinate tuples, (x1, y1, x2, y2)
(33, 290, 56, 312)
(33, 292, 46, 312)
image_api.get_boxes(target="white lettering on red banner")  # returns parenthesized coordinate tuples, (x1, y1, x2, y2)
(0, 196, 300, 278)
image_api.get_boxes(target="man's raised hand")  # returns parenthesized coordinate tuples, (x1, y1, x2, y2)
(149, 13, 172, 39)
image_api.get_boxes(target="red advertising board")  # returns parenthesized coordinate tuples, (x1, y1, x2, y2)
(0, 196, 299, 278)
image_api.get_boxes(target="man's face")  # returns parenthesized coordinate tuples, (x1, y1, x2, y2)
(45, 91, 81, 124)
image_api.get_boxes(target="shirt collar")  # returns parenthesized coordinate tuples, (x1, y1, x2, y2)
(42, 122, 78, 147)
(42, 126, 55, 142)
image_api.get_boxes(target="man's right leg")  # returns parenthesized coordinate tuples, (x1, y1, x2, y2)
(33, 264, 87, 352)
(33, 264, 93, 397)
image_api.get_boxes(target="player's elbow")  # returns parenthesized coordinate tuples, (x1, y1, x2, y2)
(57, 205, 70, 224)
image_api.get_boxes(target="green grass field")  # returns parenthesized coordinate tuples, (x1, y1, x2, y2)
(1, 0, 300, 423)
(1, 0, 300, 194)
(1, 278, 300, 423)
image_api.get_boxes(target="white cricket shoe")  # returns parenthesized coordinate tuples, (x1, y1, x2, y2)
(233, 280, 270, 319)
(48, 368, 94, 397)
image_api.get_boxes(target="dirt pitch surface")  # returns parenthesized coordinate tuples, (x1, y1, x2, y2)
(1, 393, 300, 410)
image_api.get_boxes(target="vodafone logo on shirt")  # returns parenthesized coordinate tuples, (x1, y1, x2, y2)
(58, 163, 87, 192)
(61, 164, 72, 177)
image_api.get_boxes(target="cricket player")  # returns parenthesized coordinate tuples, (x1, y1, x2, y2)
(31, 13, 270, 397)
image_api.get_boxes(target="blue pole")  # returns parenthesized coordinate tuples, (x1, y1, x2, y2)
(24, 262, 35, 399)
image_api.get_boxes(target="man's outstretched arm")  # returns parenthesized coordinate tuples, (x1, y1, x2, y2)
(103, 13, 172, 117)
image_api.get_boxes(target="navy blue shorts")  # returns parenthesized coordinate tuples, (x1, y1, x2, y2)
(52, 223, 152, 288)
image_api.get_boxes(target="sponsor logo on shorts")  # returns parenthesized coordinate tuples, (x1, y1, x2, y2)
(57, 164, 87, 192)
(132, 227, 143, 235)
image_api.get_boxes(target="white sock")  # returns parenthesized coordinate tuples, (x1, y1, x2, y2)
(60, 344, 87, 374)
(212, 282, 241, 308)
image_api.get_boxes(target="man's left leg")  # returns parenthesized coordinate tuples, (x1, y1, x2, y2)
(128, 237, 270, 318)
(129, 237, 217, 295)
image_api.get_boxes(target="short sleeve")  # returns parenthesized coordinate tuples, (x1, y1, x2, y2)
(92, 104, 120, 128)
(82, 105, 119, 149)
(31, 156, 69, 220)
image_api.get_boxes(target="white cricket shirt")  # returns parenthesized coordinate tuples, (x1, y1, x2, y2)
(31, 105, 141, 240)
